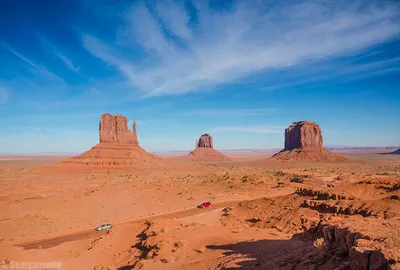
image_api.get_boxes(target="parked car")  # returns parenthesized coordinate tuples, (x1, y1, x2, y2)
(95, 224, 113, 231)
(197, 201, 212, 208)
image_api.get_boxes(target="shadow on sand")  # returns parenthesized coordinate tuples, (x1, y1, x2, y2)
(205, 234, 322, 270)
(205, 229, 392, 270)
(118, 228, 391, 270)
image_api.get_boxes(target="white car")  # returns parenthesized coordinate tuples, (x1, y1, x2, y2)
(95, 224, 113, 231)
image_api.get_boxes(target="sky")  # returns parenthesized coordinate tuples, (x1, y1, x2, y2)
(0, 0, 399, 153)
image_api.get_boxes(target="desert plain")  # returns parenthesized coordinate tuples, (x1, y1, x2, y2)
(0, 115, 399, 270)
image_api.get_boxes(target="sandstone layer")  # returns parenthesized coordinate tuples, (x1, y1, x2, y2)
(197, 133, 214, 148)
(272, 121, 346, 161)
(284, 121, 322, 150)
(99, 113, 138, 145)
(55, 113, 164, 171)
(188, 134, 231, 161)
(221, 176, 400, 269)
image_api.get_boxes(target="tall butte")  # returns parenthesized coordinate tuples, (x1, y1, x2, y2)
(58, 113, 163, 170)
(188, 133, 231, 161)
(272, 121, 346, 161)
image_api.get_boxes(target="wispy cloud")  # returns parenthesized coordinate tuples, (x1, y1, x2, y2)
(85, 87, 101, 94)
(0, 43, 64, 83)
(210, 126, 284, 134)
(56, 53, 81, 72)
(261, 57, 400, 91)
(82, 0, 400, 97)
(39, 36, 81, 73)
(170, 108, 278, 117)
(31, 125, 87, 134)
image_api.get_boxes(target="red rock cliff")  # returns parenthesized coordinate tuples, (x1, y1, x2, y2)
(197, 133, 214, 148)
(284, 121, 323, 150)
(99, 113, 138, 145)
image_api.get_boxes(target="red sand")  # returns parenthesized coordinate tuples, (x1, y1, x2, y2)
(0, 150, 399, 269)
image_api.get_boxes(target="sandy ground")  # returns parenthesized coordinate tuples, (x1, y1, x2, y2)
(0, 150, 399, 269)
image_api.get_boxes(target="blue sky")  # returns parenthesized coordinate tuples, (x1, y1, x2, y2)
(0, 0, 399, 153)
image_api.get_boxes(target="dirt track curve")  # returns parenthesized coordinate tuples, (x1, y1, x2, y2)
(16, 201, 237, 250)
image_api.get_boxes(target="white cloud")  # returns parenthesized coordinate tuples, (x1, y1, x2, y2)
(210, 126, 284, 134)
(0, 43, 64, 83)
(57, 53, 81, 72)
(39, 36, 81, 73)
(82, 0, 400, 97)
(260, 57, 400, 91)
(171, 108, 278, 117)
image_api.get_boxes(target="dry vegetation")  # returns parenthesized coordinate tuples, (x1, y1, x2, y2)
(0, 150, 399, 269)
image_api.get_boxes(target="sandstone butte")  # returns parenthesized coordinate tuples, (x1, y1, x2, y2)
(272, 121, 347, 161)
(188, 133, 231, 161)
(53, 113, 164, 171)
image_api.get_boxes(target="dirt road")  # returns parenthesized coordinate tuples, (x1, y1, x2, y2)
(16, 201, 236, 250)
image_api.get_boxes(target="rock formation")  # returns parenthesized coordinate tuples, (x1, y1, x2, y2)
(272, 121, 346, 161)
(197, 133, 214, 148)
(284, 121, 323, 150)
(188, 133, 231, 161)
(99, 113, 138, 145)
(54, 113, 164, 171)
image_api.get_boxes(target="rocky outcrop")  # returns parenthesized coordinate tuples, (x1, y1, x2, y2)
(284, 121, 322, 150)
(222, 187, 399, 270)
(99, 113, 138, 145)
(307, 224, 390, 270)
(188, 133, 231, 161)
(272, 120, 346, 161)
(296, 188, 348, 200)
(197, 134, 214, 148)
(51, 113, 165, 171)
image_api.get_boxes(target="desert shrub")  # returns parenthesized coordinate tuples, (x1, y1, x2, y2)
(174, 240, 186, 248)
(314, 237, 325, 248)
(155, 241, 165, 251)
(151, 227, 167, 236)
(304, 168, 317, 172)
(134, 261, 144, 269)
(335, 174, 345, 180)
(194, 246, 206, 253)
(273, 170, 287, 177)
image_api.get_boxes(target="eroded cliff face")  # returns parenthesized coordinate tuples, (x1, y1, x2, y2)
(197, 134, 214, 148)
(188, 133, 231, 161)
(99, 113, 138, 145)
(284, 121, 323, 150)
(53, 113, 165, 171)
(273, 120, 346, 161)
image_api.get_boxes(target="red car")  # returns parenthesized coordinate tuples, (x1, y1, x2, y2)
(198, 201, 212, 208)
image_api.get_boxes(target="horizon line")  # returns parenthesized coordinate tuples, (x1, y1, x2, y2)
(0, 145, 398, 156)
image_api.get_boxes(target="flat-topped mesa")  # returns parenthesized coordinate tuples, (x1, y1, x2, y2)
(197, 133, 214, 148)
(272, 120, 346, 161)
(284, 121, 322, 150)
(99, 113, 138, 145)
